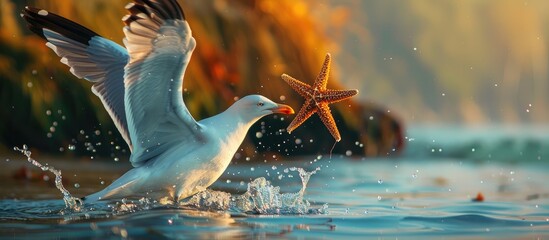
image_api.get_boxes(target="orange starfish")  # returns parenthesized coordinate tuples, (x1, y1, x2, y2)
(281, 53, 359, 142)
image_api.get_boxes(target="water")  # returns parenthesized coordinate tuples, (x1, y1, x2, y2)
(1, 126, 549, 239)
(12, 145, 82, 210)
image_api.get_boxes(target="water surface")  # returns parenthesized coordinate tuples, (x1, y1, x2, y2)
(1, 126, 549, 239)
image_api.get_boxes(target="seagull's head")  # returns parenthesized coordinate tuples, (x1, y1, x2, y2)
(230, 95, 294, 122)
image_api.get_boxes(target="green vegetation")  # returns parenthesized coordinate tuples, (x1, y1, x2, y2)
(1, 0, 402, 159)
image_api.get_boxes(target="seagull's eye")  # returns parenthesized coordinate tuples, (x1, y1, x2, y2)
(257, 102, 264, 107)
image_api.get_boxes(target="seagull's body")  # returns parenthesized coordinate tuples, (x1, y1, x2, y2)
(86, 98, 286, 202)
(22, 0, 293, 202)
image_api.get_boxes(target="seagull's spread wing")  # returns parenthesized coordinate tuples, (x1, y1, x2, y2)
(21, 7, 132, 150)
(123, 0, 203, 167)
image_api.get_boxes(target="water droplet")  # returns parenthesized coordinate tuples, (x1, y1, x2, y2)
(68, 145, 76, 151)
(114, 157, 119, 162)
(345, 150, 352, 156)
(245, 157, 251, 161)
(226, 179, 231, 183)
(46, 110, 52, 115)
(250, 167, 255, 171)
(279, 95, 286, 101)
(377, 196, 382, 200)
(378, 179, 383, 184)
(74, 183, 80, 188)
(100, 181, 105, 185)
(255, 132, 263, 138)
(295, 138, 302, 144)
(38, 9, 49, 16)
(412, 170, 419, 179)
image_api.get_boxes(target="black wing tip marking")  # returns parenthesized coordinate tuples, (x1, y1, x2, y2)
(124, 0, 185, 26)
(21, 6, 99, 46)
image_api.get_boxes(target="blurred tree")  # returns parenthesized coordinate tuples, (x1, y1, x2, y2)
(0, 0, 404, 160)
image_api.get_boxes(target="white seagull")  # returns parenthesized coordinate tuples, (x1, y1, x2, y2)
(22, 0, 294, 202)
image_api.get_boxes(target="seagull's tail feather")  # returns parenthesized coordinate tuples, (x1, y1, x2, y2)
(21, 6, 133, 151)
(83, 169, 141, 203)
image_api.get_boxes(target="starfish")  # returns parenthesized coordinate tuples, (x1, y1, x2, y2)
(281, 53, 359, 142)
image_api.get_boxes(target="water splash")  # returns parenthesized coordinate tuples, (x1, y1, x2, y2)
(180, 189, 231, 211)
(14, 145, 82, 211)
(10, 146, 323, 215)
(181, 167, 325, 214)
(233, 167, 323, 214)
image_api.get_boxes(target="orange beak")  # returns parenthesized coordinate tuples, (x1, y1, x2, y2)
(269, 104, 295, 115)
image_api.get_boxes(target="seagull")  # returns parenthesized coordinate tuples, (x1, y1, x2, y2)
(21, 0, 294, 203)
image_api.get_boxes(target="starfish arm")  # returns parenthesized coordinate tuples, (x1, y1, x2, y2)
(313, 53, 331, 91)
(287, 100, 317, 133)
(320, 89, 359, 104)
(281, 74, 313, 98)
(317, 103, 341, 142)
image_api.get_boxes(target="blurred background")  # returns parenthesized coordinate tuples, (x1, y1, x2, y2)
(1, 0, 549, 162)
